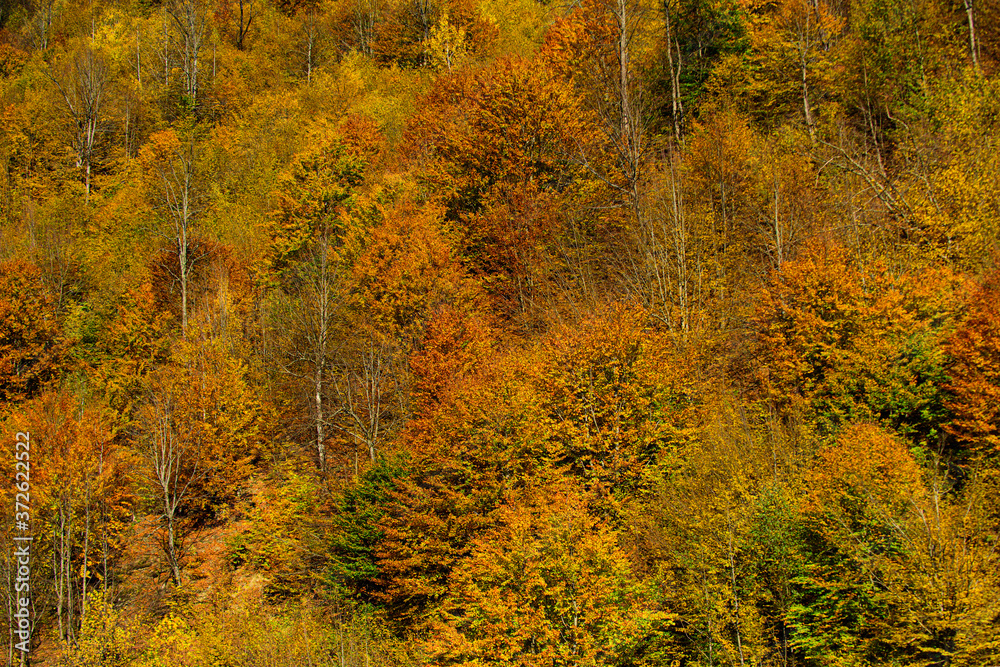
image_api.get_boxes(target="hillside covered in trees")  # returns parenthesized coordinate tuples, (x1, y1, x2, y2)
(2, 0, 1000, 664)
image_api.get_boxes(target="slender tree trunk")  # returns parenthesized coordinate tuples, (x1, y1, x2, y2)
(963, 0, 980, 72)
(316, 245, 330, 471)
(669, 159, 689, 333)
(663, 0, 684, 144)
(180, 211, 188, 338)
(728, 517, 745, 667)
(614, 0, 642, 199)
(794, 3, 817, 144)
(306, 25, 314, 84)
(56, 506, 64, 642)
(167, 510, 181, 585)
(163, 12, 169, 83)
(618, 0, 631, 151)
(124, 99, 130, 163)
(80, 481, 91, 626)
(773, 167, 784, 268)
(800, 56, 815, 143)
(65, 500, 73, 644)
(236, 0, 253, 49)
(136, 29, 141, 88)
(315, 368, 326, 471)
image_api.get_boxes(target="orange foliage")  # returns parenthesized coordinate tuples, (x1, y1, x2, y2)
(465, 183, 564, 320)
(539, 304, 698, 505)
(338, 113, 386, 170)
(407, 303, 493, 413)
(348, 202, 482, 347)
(91, 281, 172, 420)
(426, 476, 642, 667)
(805, 423, 924, 516)
(405, 56, 589, 217)
(945, 270, 1000, 457)
(403, 57, 591, 315)
(0, 259, 68, 405)
(138, 337, 263, 525)
(538, 0, 616, 81)
(1, 389, 138, 599)
(752, 242, 971, 441)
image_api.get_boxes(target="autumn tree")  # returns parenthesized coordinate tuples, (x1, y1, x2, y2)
(374, 305, 498, 623)
(427, 476, 648, 667)
(375, 303, 699, 634)
(273, 236, 345, 472)
(91, 282, 173, 422)
(423, 10, 468, 72)
(651, 0, 749, 139)
(945, 269, 1000, 458)
(137, 336, 261, 585)
(751, 242, 970, 444)
(788, 424, 924, 663)
(265, 122, 363, 276)
(619, 152, 708, 336)
(346, 201, 480, 346)
(638, 401, 789, 666)
(540, 0, 651, 192)
(139, 367, 205, 586)
(405, 57, 590, 314)
(217, 0, 255, 50)
(904, 73, 1000, 272)
(882, 464, 1000, 665)
(49, 44, 113, 202)
(776, 0, 843, 143)
(266, 123, 365, 470)
(538, 304, 699, 512)
(141, 127, 207, 339)
(167, 0, 208, 110)
(368, 0, 496, 68)
(407, 57, 587, 219)
(2, 389, 135, 646)
(0, 259, 67, 406)
(28, 0, 59, 51)
(348, 0, 384, 58)
(291, 7, 331, 84)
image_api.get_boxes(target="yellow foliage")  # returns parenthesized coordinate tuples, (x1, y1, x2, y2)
(424, 11, 468, 72)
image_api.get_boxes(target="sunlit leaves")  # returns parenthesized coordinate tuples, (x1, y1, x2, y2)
(0, 259, 68, 406)
(427, 477, 644, 667)
(945, 269, 1000, 458)
(752, 242, 970, 443)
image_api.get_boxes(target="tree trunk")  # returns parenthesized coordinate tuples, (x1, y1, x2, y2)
(65, 498, 73, 644)
(801, 57, 815, 143)
(663, 2, 684, 144)
(963, 0, 980, 72)
(236, 0, 253, 49)
(180, 217, 188, 338)
(315, 242, 330, 471)
(167, 510, 181, 585)
(56, 505, 64, 642)
(315, 369, 326, 471)
(80, 481, 91, 627)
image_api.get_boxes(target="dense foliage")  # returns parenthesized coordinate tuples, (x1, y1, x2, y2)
(1, 0, 999, 664)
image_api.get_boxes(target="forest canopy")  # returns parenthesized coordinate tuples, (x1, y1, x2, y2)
(1, 0, 1000, 664)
